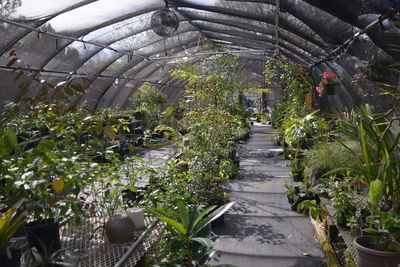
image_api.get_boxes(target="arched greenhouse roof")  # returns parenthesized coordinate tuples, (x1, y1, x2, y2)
(0, 0, 399, 111)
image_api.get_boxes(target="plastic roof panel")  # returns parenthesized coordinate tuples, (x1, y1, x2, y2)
(0, 0, 398, 110)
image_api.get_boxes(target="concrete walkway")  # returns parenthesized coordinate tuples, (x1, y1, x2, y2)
(210, 124, 326, 267)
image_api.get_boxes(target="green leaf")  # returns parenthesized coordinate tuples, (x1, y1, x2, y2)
(6, 57, 17, 67)
(105, 125, 116, 139)
(36, 139, 55, 153)
(107, 117, 120, 124)
(191, 205, 216, 233)
(4, 127, 18, 150)
(368, 179, 384, 205)
(163, 106, 175, 117)
(96, 121, 103, 135)
(15, 71, 24, 81)
(177, 201, 190, 231)
(193, 202, 235, 236)
(159, 215, 187, 235)
(149, 209, 187, 235)
(64, 86, 74, 96)
(191, 237, 214, 249)
(71, 84, 85, 93)
(362, 227, 378, 233)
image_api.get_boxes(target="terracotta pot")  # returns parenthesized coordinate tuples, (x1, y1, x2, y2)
(354, 236, 400, 267)
(105, 214, 135, 244)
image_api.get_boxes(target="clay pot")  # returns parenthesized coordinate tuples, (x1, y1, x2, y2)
(105, 214, 135, 244)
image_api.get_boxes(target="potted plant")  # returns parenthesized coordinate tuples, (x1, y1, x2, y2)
(315, 72, 340, 96)
(285, 183, 320, 212)
(150, 201, 235, 266)
(20, 139, 87, 257)
(354, 210, 400, 267)
(0, 200, 26, 267)
(290, 154, 304, 182)
(329, 180, 356, 229)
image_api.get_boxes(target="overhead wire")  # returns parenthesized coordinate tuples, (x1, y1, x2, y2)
(0, 17, 150, 61)
(0, 65, 177, 87)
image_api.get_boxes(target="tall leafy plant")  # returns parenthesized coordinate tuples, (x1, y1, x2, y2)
(151, 201, 234, 266)
(333, 105, 400, 212)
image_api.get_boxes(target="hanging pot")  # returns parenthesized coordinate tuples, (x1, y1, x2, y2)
(24, 218, 61, 257)
(324, 84, 338, 95)
(105, 214, 136, 244)
(354, 236, 400, 267)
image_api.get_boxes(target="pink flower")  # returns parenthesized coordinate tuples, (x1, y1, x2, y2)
(315, 85, 321, 93)
(323, 72, 337, 79)
(323, 80, 328, 84)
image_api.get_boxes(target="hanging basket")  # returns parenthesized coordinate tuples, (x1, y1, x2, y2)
(324, 83, 338, 95)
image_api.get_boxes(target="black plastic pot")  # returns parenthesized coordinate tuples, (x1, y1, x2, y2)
(0, 249, 21, 267)
(324, 84, 338, 95)
(134, 111, 142, 120)
(354, 236, 400, 267)
(288, 194, 320, 212)
(122, 185, 149, 206)
(24, 218, 61, 257)
(210, 203, 226, 228)
(291, 171, 303, 182)
(211, 213, 225, 228)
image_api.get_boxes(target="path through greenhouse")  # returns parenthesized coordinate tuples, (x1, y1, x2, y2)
(210, 124, 326, 267)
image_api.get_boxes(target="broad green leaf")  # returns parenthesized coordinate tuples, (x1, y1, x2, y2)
(177, 201, 190, 231)
(107, 117, 120, 124)
(193, 202, 235, 236)
(191, 205, 216, 233)
(36, 139, 55, 153)
(163, 106, 175, 117)
(159, 216, 187, 235)
(71, 84, 85, 93)
(4, 127, 18, 150)
(52, 179, 65, 193)
(362, 227, 378, 233)
(368, 179, 384, 205)
(96, 121, 103, 135)
(105, 126, 116, 139)
(191, 237, 214, 249)
(6, 57, 17, 67)
(64, 86, 74, 96)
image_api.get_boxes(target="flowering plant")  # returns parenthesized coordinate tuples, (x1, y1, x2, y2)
(315, 72, 340, 96)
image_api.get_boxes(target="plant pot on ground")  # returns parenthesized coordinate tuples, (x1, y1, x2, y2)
(285, 184, 320, 212)
(0, 200, 26, 267)
(354, 210, 400, 267)
(105, 214, 136, 244)
(210, 201, 227, 228)
(354, 236, 400, 267)
(291, 171, 303, 182)
(24, 218, 61, 257)
(122, 185, 149, 206)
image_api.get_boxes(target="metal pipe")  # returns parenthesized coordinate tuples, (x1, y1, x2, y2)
(274, 0, 280, 52)
(113, 219, 160, 267)
(310, 4, 400, 69)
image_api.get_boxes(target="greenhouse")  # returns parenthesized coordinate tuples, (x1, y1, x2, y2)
(0, 0, 400, 266)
